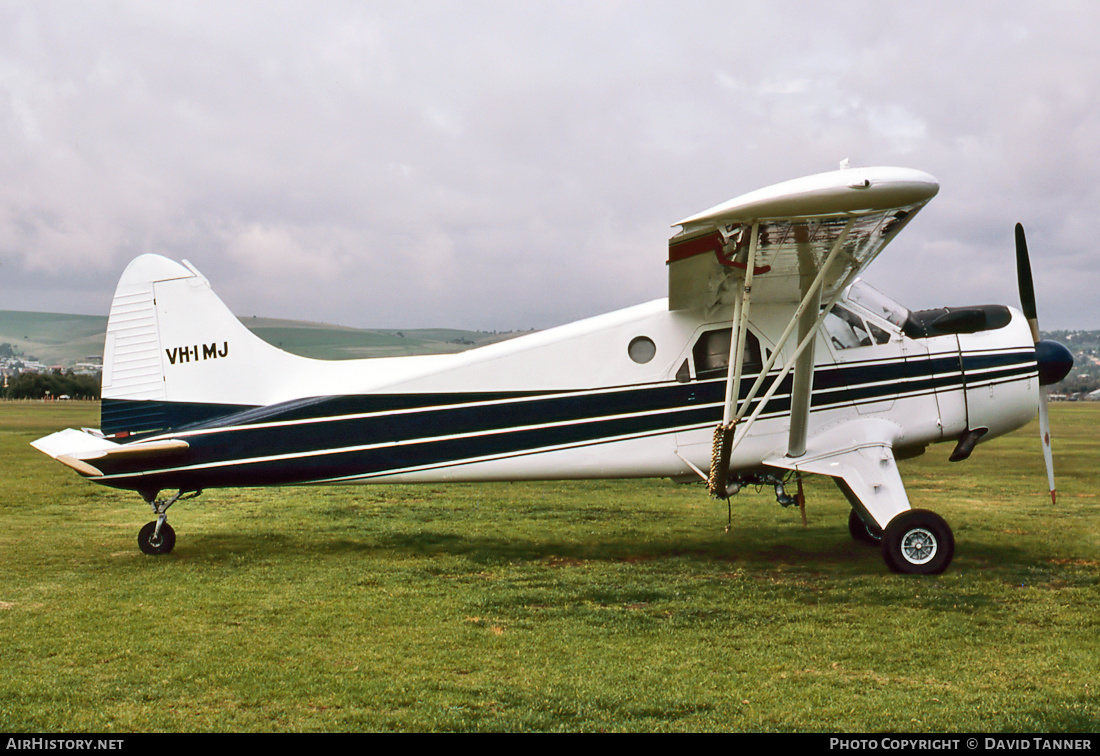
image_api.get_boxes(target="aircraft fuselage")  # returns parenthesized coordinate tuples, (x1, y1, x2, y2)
(87, 285, 1039, 500)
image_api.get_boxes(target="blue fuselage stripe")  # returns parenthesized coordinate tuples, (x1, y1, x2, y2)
(95, 349, 1037, 491)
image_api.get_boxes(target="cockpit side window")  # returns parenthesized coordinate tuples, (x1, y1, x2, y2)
(691, 328, 763, 380)
(846, 280, 910, 329)
(867, 321, 891, 345)
(824, 304, 880, 350)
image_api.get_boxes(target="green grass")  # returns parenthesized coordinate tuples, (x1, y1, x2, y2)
(1, 402, 1097, 732)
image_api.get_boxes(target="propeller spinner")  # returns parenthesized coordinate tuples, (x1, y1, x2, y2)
(1015, 223, 1074, 504)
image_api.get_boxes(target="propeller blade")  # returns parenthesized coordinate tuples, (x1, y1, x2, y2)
(1015, 223, 1041, 342)
(1038, 389, 1056, 505)
(1016, 222, 1060, 504)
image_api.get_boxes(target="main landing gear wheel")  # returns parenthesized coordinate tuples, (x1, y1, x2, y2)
(138, 521, 176, 555)
(848, 509, 882, 546)
(881, 509, 954, 575)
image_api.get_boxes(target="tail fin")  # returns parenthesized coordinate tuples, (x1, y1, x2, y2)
(100, 254, 296, 435)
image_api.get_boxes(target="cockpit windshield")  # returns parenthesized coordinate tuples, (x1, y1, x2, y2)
(845, 280, 910, 328)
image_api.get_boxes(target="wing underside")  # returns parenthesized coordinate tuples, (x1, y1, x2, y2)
(669, 201, 931, 312)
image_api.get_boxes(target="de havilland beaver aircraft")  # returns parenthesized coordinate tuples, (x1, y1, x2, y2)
(32, 165, 1074, 574)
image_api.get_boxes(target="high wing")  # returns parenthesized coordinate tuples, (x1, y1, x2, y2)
(666, 167, 939, 498)
(668, 166, 939, 311)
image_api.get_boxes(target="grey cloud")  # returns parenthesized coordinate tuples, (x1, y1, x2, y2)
(2, 1, 1098, 330)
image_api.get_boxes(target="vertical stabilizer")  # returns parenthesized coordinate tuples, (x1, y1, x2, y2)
(99, 254, 294, 435)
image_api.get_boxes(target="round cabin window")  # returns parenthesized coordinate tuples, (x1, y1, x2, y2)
(627, 336, 656, 364)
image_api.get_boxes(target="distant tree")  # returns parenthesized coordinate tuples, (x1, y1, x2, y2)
(3, 370, 100, 400)
(5, 372, 49, 399)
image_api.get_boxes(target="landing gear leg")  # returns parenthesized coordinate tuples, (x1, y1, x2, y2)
(848, 509, 882, 546)
(137, 490, 200, 555)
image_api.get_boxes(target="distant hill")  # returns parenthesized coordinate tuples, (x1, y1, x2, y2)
(0, 310, 109, 366)
(0, 309, 531, 366)
(241, 316, 531, 360)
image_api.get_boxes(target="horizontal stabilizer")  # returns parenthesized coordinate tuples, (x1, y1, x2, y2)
(82, 439, 190, 462)
(31, 428, 115, 460)
(32, 429, 189, 478)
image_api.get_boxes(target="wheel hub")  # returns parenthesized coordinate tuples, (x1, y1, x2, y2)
(901, 527, 938, 565)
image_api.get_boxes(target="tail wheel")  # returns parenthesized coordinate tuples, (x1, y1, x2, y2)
(138, 521, 176, 555)
(881, 509, 954, 574)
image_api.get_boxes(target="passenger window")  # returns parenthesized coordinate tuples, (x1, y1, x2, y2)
(692, 328, 762, 380)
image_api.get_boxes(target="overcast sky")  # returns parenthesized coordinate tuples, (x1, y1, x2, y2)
(2, 1, 1099, 331)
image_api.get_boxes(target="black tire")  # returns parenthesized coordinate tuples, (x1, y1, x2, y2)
(138, 521, 176, 555)
(881, 509, 954, 574)
(848, 509, 882, 546)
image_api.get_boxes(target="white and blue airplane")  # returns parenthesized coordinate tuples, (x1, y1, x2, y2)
(32, 166, 1073, 574)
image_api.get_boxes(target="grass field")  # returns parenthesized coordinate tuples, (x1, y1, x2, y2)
(1, 402, 1097, 732)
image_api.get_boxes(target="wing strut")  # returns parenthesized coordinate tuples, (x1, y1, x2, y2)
(707, 219, 861, 495)
(788, 234, 823, 459)
(708, 223, 759, 495)
(720, 222, 760, 428)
